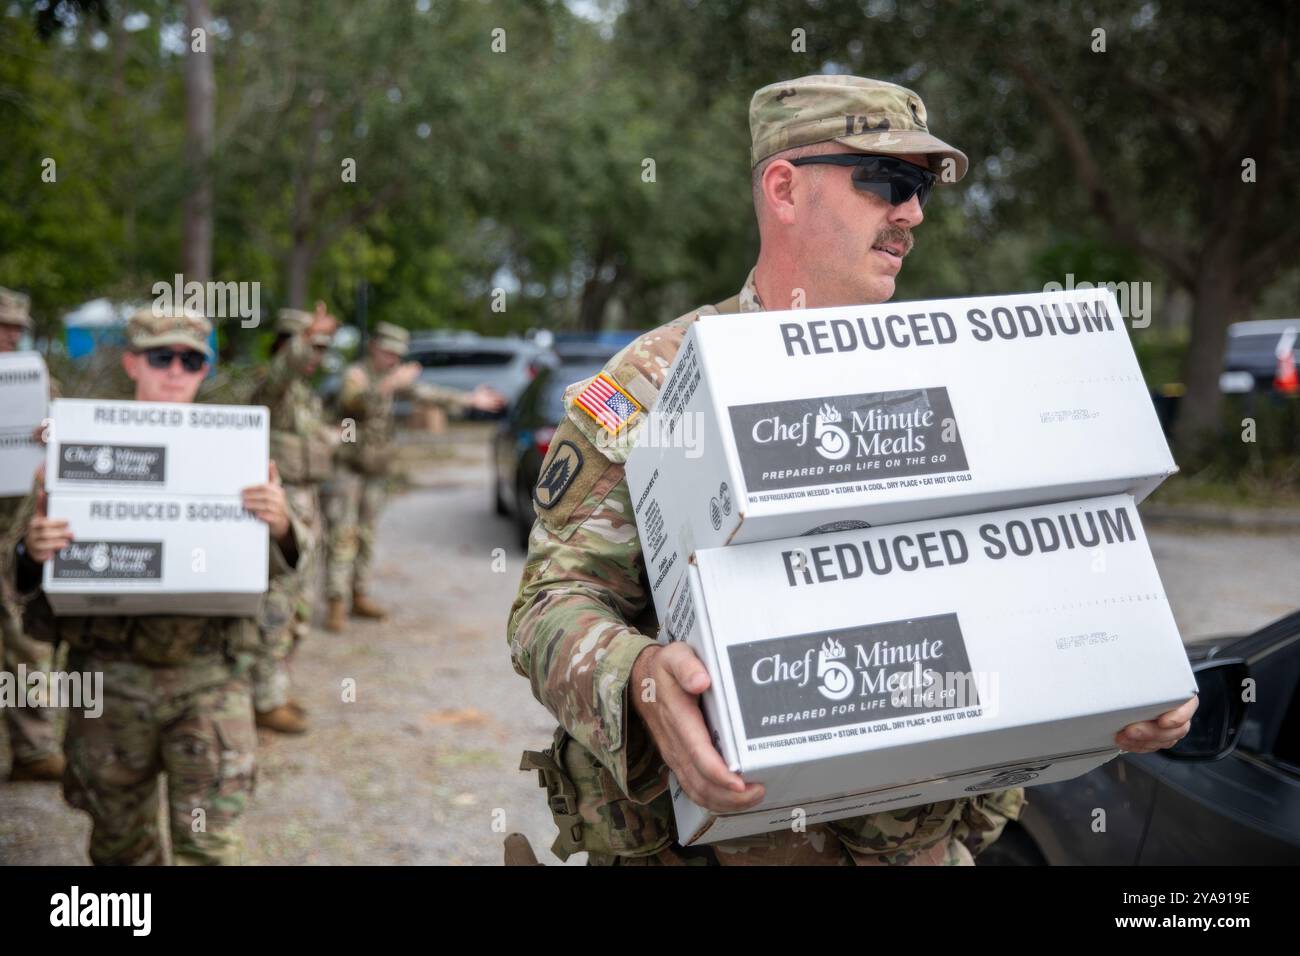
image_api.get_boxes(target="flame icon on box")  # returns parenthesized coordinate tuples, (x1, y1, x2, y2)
(813, 402, 850, 461)
(821, 636, 846, 660)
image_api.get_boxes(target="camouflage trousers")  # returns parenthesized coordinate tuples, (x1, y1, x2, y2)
(252, 483, 322, 712)
(589, 789, 1026, 866)
(62, 652, 256, 866)
(323, 469, 386, 599)
(1, 604, 63, 765)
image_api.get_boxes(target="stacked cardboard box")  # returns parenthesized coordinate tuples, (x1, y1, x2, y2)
(0, 352, 50, 497)
(42, 399, 271, 616)
(623, 288, 1192, 843)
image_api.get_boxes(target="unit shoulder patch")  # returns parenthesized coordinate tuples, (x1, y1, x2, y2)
(534, 439, 583, 510)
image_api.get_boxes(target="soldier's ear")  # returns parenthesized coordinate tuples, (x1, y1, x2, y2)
(121, 350, 141, 383)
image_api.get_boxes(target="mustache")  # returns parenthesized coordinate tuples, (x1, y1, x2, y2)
(873, 226, 914, 256)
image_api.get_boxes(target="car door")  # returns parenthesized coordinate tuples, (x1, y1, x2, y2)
(1138, 627, 1300, 863)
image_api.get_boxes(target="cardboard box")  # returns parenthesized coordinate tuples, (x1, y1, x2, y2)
(625, 288, 1176, 622)
(665, 494, 1194, 844)
(42, 493, 269, 616)
(674, 747, 1119, 846)
(46, 399, 269, 497)
(0, 352, 50, 497)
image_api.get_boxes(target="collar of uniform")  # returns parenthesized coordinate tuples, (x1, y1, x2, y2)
(738, 267, 764, 313)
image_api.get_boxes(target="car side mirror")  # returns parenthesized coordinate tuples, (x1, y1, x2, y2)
(1166, 658, 1250, 761)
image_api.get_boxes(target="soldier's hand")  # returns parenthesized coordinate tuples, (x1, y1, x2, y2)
(310, 300, 339, 339)
(468, 385, 507, 413)
(631, 643, 765, 813)
(242, 463, 291, 542)
(1115, 695, 1198, 753)
(25, 487, 72, 563)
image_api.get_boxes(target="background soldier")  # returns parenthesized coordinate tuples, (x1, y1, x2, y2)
(247, 304, 338, 735)
(323, 321, 504, 632)
(8, 308, 304, 864)
(508, 75, 1199, 866)
(0, 286, 63, 782)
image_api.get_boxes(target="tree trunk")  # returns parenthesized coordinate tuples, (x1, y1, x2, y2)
(182, 0, 214, 284)
(577, 239, 622, 331)
(286, 239, 314, 309)
(1172, 266, 1247, 457)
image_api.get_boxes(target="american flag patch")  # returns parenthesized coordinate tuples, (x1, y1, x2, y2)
(574, 373, 642, 433)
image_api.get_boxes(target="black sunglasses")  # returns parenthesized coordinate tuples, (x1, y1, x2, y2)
(142, 347, 207, 373)
(789, 154, 937, 208)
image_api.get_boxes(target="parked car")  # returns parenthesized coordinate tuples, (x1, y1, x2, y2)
(400, 333, 556, 419)
(1219, 318, 1299, 396)
(493, 341, 624, 547)
(980, 608, 1300, 865)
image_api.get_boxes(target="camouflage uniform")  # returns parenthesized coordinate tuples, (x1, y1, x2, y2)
(509, 77, 1022, 865)
(0, 286, 62, 773)
(2, 495, 64, 768)
(324, 323, 470, 602)
(5, 308, 305, 864)
(248, 312, 334, 713)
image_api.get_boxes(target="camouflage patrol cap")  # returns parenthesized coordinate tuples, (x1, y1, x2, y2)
(276, 308, 312, 335)
(750, 75, 968, 181)
(0, 287, 32, 329)
(372, 321, 409, 356)
(126, 306, 214, 360)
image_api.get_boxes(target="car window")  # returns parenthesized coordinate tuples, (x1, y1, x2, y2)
(1238, 635, 1300, 760)
(1224, 333, 1287, 366)
(542, 361, 606, 422)
(412, 349, 514, 368)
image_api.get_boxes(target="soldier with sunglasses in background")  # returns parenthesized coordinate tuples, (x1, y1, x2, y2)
(7, 307, 305, 864)
(507, 75, 1198, 866)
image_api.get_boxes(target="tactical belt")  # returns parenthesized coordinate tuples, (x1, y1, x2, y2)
(519, 725, 585, 862)
(77, 616, 229, 666)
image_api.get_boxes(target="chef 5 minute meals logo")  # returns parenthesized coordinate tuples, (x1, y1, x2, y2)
(727, 387, 969, 493)
(59, 443, 166, 483)
(726, 613, 980, 740)
(53, 541, 163, 580)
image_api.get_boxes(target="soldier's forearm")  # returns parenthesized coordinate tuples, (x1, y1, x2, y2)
(411, 383, 469, 412)
(509, 590, 659, 798)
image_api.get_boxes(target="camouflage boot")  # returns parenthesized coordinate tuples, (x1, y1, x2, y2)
(9, 753, 66, 782)
(326, 598, 347, 633)
(351, 592, 388, 621)
(255, 703, 310, 734)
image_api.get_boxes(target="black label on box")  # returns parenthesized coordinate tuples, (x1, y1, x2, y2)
(726, 613, 978, 740)
(58, 443, 166, 483)
(53, 541, 163, 580)
(728, 387, 968, 493)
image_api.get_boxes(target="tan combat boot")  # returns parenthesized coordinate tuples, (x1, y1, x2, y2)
(9, 753, 65, 782)
(503, 833, 543, 866)
(350, 592, 388, 621)
(255, 704, 310, 734)
(326, 597, 347, 633)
